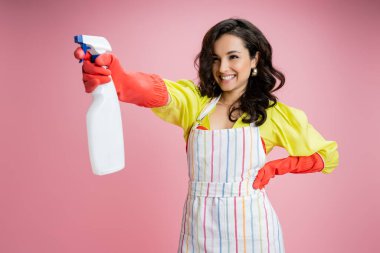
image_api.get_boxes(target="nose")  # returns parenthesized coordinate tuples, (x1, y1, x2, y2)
(218, 59, 230, 73)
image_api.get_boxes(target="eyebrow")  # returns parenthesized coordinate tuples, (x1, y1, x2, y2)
(212, 50, 241, 57)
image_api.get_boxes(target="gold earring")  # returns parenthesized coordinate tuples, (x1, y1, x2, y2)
(251, 68, 258, 76)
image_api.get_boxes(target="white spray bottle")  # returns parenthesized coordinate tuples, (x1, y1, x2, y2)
(74, 35, 125, 175)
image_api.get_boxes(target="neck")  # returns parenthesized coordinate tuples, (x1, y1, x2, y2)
(219, 91, 243, 106)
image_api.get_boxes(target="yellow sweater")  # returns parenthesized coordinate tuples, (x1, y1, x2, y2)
(151, 79, 339, 174)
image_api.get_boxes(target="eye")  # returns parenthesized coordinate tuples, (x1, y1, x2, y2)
(229, 55, 239, 60)
(212, 57, 220, 62)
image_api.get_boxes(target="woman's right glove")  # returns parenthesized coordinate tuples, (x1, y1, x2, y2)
(74, 47, 169, 108)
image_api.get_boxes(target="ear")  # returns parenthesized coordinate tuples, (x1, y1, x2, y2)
(250, 51, 260, 68)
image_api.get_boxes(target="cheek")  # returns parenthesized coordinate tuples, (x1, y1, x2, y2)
(236, 61, 252, 74)
(212, 65, 218, 76)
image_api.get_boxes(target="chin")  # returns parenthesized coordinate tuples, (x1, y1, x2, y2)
(218, 82, 237, 92)
(219, 86, 233, 92)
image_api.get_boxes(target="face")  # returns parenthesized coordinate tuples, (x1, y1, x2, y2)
(212, 34, 258, 95)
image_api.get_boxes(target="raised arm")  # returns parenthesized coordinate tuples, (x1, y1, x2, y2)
(74, 47, 208, 141)
(74, 47, 169, 107)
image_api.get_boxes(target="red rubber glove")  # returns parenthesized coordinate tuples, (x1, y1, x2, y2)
(253, 153, 324, 189)
(74, 47, 169, 108)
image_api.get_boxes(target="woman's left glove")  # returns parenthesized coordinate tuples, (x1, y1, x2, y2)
(253, 153, 324, 189)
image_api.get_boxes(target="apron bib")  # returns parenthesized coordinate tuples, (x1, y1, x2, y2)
(178, 95, 285, 253)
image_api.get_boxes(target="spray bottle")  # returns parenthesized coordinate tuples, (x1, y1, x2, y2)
(74, 35, 125, 175)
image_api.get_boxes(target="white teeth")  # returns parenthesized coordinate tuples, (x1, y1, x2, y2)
(221, 75, 235, 80)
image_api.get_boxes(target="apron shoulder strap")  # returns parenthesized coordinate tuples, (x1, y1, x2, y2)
(196, 94, 221, 122)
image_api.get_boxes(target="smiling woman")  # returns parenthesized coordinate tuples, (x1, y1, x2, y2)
(195, 19, 285, 127)
(74, 17, 339, 253)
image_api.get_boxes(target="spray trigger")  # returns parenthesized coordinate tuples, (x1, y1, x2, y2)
(77, 44, 91, 63)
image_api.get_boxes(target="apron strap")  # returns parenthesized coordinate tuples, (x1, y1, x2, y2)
(196, 94, 221, 122)
(192, 94, 256, 129)
(187, 95, 221, 149)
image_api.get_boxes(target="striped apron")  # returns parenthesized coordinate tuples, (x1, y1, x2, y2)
(178, 95, 285, 253)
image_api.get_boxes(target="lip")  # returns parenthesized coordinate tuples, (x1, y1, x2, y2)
(219, 74, 236, 82)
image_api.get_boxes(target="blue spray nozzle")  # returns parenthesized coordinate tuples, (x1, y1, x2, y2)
(74, 35, 83, 43)
(74, 35, 110, 63)
(74, 35, 91, 63)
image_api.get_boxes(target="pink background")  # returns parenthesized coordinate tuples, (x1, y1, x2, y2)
(1, 0, 379, 252)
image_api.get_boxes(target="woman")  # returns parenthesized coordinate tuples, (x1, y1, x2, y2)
(75, 18, 339, 252)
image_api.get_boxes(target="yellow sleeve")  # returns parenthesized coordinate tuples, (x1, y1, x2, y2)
(260, 101, 339, 174)
(150, 79, 209, 141)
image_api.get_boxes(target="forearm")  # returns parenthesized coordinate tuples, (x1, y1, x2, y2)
(116, 72, 169, 108)
(274, 152, 325, 175)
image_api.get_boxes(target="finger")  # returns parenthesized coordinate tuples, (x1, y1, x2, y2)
(83, 73, 111, 84)
(95, 53, 113, 67)
(84, 75, 110, 93)
(253, 180, 261, 189)
(82, 60, 111, 75)
(253, 170, 264, 189)
(255, 169, 265, 182)
(260, 177, 271, 188)
(84, 79, 100, 93)
(253, 181, 265, 190)
(74, 47, 92, 61)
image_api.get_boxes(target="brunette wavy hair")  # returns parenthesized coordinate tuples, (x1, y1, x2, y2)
(194, 18, 285, 126)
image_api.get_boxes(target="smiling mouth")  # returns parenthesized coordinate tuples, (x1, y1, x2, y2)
(220, 74, 236, 81)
